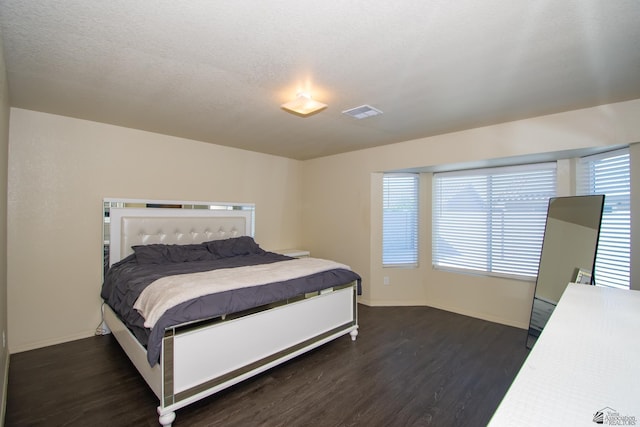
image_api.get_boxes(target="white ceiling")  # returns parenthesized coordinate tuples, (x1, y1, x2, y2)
(0, 1, 639, 160)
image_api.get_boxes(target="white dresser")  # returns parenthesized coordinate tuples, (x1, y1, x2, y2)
(490, 283, 640, 426)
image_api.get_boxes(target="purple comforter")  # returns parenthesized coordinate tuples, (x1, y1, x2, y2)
(101, 242, 361, 366)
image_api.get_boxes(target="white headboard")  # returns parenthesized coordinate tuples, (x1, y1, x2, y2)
(104, 199, 255, 267)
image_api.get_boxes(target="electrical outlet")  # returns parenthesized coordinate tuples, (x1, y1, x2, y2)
(383, 276, 390, 285)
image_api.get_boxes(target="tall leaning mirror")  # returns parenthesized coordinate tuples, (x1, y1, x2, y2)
(526, 195, 605, 348)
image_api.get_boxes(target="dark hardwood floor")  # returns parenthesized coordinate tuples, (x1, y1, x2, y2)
(6, 305, 529, 427)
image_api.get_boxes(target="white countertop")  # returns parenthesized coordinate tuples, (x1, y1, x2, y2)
(489, 283, 640, 426)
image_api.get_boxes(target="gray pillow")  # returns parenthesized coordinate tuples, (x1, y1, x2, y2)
(204, 236, 265, 258)
(133, 243, 216, 264)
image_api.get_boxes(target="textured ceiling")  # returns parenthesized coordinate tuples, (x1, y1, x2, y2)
(0, 1, 639, 160)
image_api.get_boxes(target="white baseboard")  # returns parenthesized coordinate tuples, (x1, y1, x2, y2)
(424, 300, 529, 330)
(357, 298, 528, 330)
(356, 296, 371, 306)
(363, 298, 429, 307)
(9, 329, 96, 354)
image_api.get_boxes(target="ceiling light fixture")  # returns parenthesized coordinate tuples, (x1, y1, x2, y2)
(281, 92, 327, 116)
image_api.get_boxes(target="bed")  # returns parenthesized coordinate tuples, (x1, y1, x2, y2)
(100, 199, 361, 426)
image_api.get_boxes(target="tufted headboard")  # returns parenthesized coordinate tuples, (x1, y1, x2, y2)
(105, 200, 254, 267)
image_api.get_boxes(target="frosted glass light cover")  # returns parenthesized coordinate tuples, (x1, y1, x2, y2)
(281, 93, 327, 116)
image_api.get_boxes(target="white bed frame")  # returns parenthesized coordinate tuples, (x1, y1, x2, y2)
(102, 199, 359, 426)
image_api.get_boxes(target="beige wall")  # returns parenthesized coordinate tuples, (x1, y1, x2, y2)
(0, 28, 10, 421)
(302, 100, 640, 328)
(6, 99, 640, 353)
(7, 109, 303, 353)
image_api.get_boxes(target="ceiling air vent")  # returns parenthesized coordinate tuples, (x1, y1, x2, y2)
(342, 104, 383, 119)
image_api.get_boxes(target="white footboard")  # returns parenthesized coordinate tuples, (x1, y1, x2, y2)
(104, 282, 358, 427)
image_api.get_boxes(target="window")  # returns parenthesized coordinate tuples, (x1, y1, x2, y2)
(433, 163, 556, 278)
(383, 174, 418, 266)
(577, 148, 630, 289)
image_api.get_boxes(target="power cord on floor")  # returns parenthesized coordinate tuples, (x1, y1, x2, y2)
(95, 302, 110, 335)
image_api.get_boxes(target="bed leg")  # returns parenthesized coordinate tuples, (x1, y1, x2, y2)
(350, 328, 358, 341)
(158, 408, 176, 427)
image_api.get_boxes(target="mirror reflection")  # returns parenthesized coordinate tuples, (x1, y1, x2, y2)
(527, 195, 604, 348)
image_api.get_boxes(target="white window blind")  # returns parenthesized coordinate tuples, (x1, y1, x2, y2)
(383, 174, 418, 266)
(577, 148, 630, 289)
(433, 163, 556, 278)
